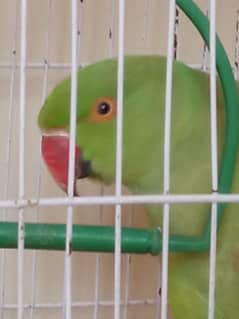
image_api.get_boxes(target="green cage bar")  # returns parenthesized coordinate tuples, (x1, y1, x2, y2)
(0, 222, 207, 254)
(0, 222, 162, 255)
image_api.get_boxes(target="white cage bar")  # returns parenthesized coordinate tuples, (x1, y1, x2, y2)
(18, 1, 27, 319)
(161, 1, 176, 318)
(208, 0, 218, 318)
(114, 1, 126, 319)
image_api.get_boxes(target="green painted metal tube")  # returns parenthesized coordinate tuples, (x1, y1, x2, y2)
(166, 0, 239, 252)
(0, 222, 162, 255)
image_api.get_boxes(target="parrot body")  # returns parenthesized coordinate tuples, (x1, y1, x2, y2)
(38, 56, 239, 319)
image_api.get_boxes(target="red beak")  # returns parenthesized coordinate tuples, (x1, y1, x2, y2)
(41, 134, 81, 196)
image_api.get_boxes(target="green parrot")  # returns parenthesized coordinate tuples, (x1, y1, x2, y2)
(38, 56, 239, 319)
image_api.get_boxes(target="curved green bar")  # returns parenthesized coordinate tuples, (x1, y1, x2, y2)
(0, 222, 162, 255)
(165, 0, 239, 251)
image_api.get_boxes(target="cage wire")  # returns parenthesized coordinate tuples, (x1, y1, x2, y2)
(0, 1, 239, 319)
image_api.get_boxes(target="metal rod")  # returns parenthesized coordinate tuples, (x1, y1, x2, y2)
(2, 193, 239, 210)
(18, 1, 27, 318)
(208, 0, 218, 318)
(0, 298, 156, 311)
(114, 0, 126, 318)
(0, 222, 161, 255)
(161, 1, 176, 318)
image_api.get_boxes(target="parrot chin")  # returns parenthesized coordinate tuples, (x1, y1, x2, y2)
(41, 131, 91, 196)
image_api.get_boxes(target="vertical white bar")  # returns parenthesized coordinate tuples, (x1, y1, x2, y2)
(93, 253, 100, 319)
(68, 0, 78, 198)
(209, 2, 218, 188)
(208, 203, 217, 319)
(208, 1, 218, 319)
(123, 255, 130, 319)
(161, 1, 176, 319)
(93, 187, 104, 319)
(64, 1, 78, 318)
(30, 2, 52, 318)
(114, 0, 125, 319)
(18, 1, 27, 319)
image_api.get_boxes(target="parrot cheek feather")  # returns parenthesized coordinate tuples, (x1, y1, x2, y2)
(41, 133, 81, 195)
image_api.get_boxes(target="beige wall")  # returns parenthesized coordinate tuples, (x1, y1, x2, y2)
(0, 1, 238, 318)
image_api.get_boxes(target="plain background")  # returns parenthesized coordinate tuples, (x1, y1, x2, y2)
(0, 1, 238, 318)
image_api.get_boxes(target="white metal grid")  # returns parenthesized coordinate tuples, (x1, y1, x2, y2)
(18, 1, 27, 318)
(114, 1, 125, 319)
(64, 1, 79, 319)
(208, 1, 218, 319)
(161, 1, 176, 318)
(0, 1, 238, 319)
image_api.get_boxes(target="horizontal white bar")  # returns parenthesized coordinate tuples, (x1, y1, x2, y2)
(0, 62, 85, 70)
(0, 298, 156, 310)
(0, 62, 236, 73)
(0, 193, 239, 209)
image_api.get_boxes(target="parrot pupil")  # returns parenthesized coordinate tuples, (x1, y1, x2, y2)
(98, 102, 110, 115)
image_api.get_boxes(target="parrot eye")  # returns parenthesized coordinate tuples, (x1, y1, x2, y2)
(89, 97, 116, 123)
(97, 102, 111, 115)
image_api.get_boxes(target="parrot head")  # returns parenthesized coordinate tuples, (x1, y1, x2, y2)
(38, 56, 163, 194)
(38, 55, 215, 235)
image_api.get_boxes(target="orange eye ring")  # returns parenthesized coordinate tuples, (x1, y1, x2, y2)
(89, 97, 117, 123)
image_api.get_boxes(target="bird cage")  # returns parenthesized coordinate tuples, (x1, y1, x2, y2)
(0, 1, 238, 319)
